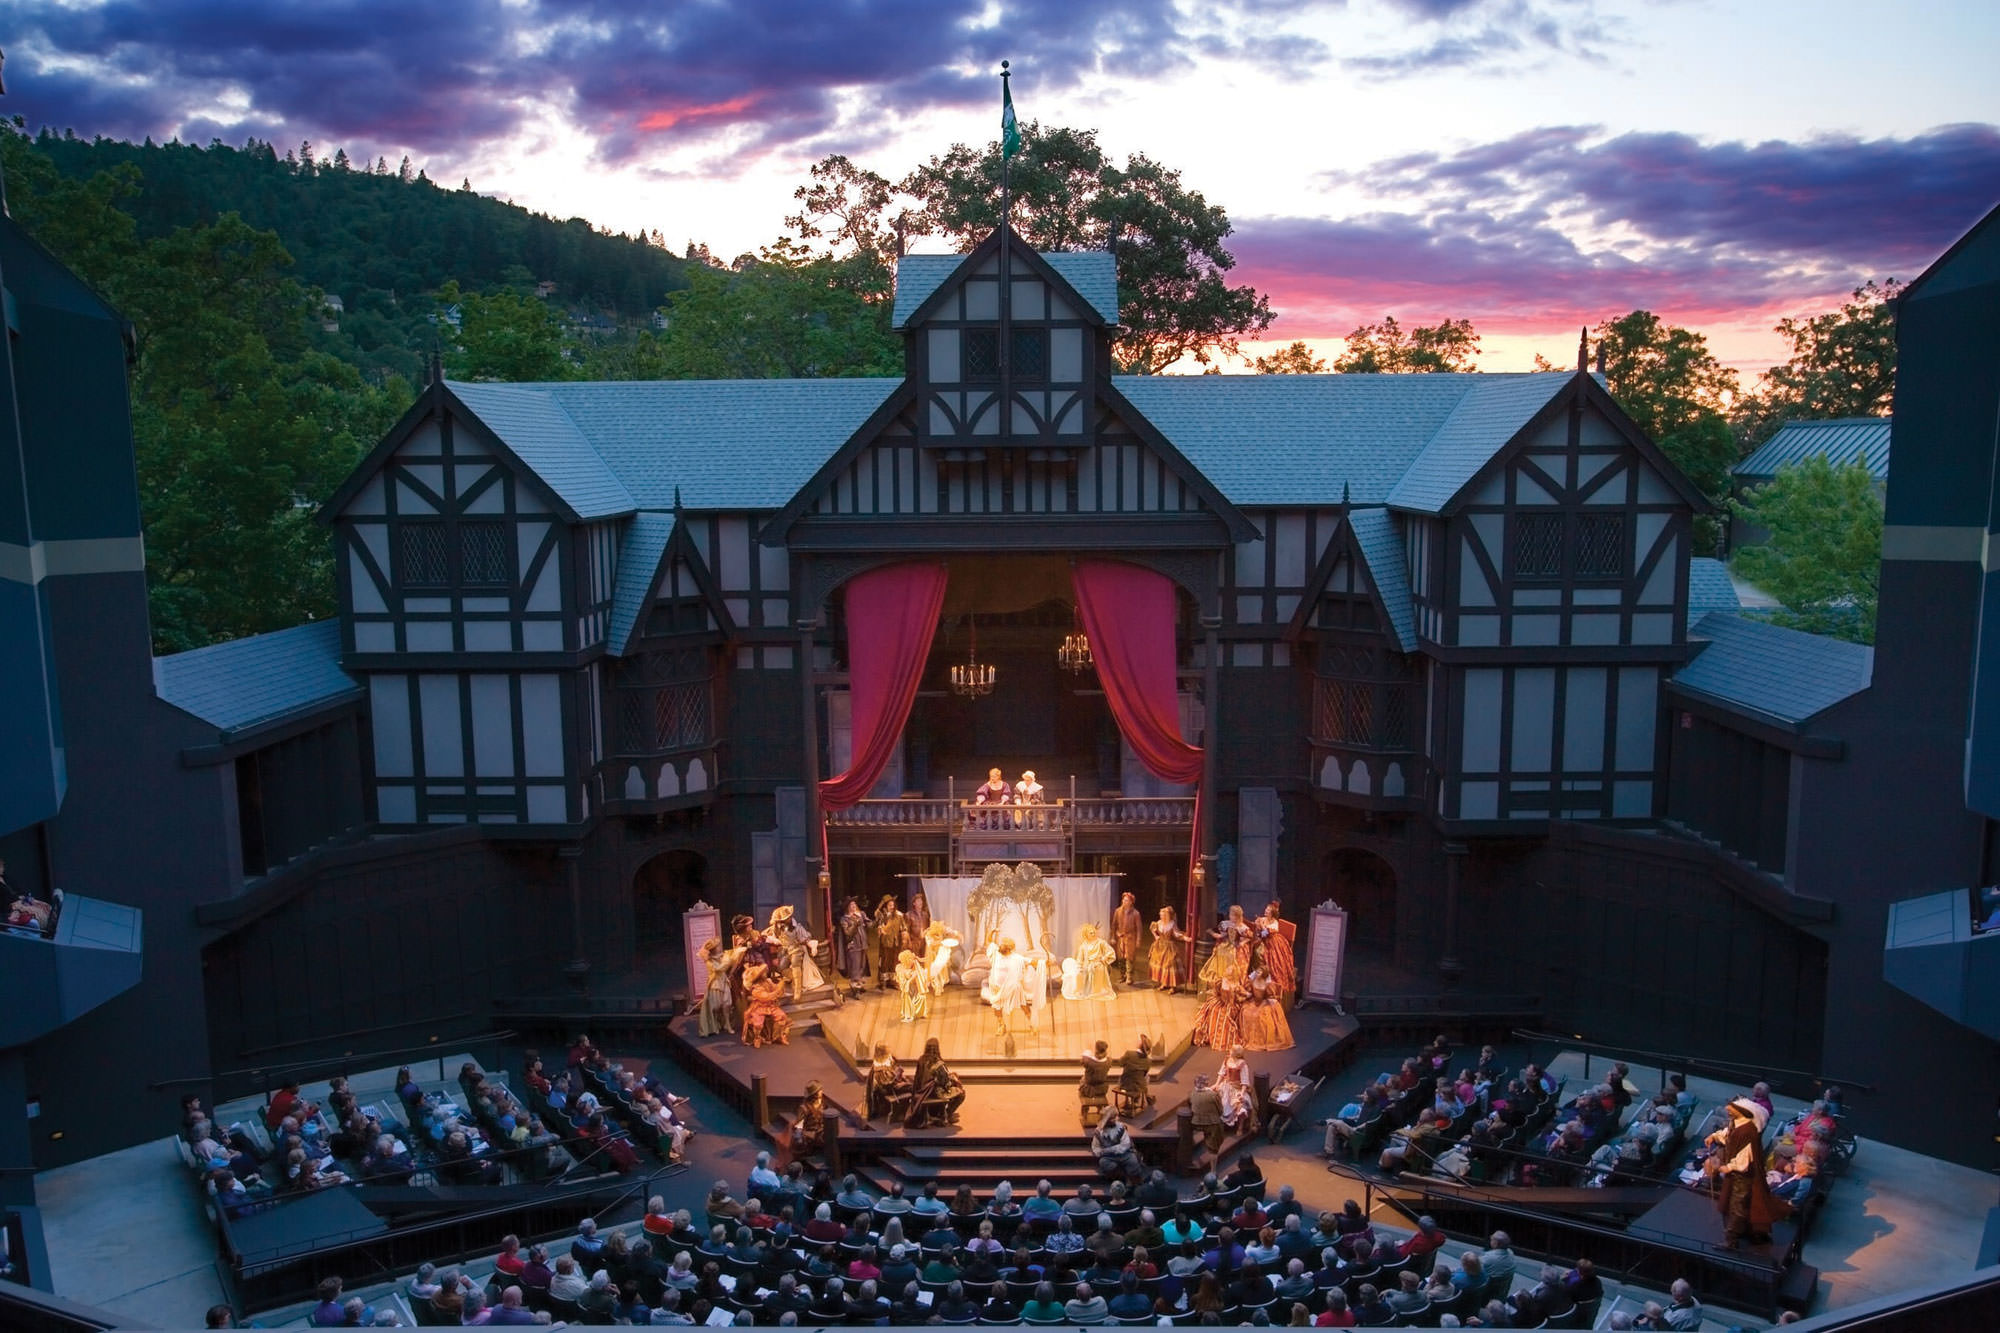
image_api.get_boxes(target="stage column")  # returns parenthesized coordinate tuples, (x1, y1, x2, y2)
(1199, 615, 1222, 921)
(1438, 840, 1467, 988)
(798, 617, 825, 932)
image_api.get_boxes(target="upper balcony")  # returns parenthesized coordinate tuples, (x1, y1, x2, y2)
(825, 796, 1195, 871)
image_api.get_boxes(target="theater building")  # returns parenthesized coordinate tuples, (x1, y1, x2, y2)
(6, 216, 2000, 1180)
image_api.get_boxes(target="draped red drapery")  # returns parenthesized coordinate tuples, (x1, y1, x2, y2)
(1071, 560, 1205, 786)
(817, 562, 949, 811)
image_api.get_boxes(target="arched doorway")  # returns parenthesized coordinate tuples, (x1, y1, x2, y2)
(1323, 848, 1397, 951)
(633, 849, 709, 957)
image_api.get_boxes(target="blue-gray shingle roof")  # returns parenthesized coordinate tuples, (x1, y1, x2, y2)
(1673, 611, 1872, 726)
(1385, 374, 1574, 513)
(445, 381, 636, 520)
(891, 250, 1119, 328)
(455, 379, 900, 511)
(1733, 417, 1891, 483)
(155, 620, 359, 735)
(1348, 507, 1416, 652)
(1686, 557, 1742, 628)
(608, 512, 676, 655)
(1115, 372, 1495, 507)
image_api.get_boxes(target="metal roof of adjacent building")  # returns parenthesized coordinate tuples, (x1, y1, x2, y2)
(1385, 374, 1574, 513)
(891, 250, 1120, 328)
(607, 512, 676, 656)
(1347, 507, 1417, 652)
(1673, 611, 1873, 726)
(154, 620, 360, 736)
(445, 380, 636, 520)
(1733, 417, 1891, 483)
(1686, 557, 1743, 628)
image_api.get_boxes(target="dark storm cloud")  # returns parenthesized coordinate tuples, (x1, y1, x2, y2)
(4, 0, 1339, 164)
(1236, 124, 2000, 333)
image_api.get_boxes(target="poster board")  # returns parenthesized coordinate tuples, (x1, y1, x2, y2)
(682, 901, 722, 1005)
(1303, 900, 1349, 1005)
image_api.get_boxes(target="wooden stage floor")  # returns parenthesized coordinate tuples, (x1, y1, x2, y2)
(817, 981, 1202, 1071)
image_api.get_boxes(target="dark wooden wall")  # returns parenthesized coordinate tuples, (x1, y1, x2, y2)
(1665, 710, 1791, 874)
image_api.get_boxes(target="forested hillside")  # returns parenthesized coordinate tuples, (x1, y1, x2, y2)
(28, 129, 692, 382)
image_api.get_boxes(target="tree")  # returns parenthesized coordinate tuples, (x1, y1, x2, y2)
(436, 280, 577, 382)
(1332, 316, 1479, 373)
(1251, 340, 1327, 374)
(895, 123, 1272, 372)
(1735, 281, 1900, 447)
(1730, 456, 1882, 643)
(647, 245, 901, 381)
(784, 154, 910, 275)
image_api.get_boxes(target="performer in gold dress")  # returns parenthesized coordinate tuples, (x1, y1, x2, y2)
(697, 936, 739, 1037)
(1063, 924, 1118, 1000)
(741, 965, 791, 1047)
(1237, 969, 1294, 1052)
(1191, 973, 1245, 1050)
(1198, 905, 1253, 995)
(1150, 907, 1190, 993)
(1253, 901, 1297, 1005)
(894, 949, 929, 1022)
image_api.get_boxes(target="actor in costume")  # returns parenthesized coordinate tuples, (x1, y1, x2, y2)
(837, 898, 870, 997)
(741, 965, 791, 1047)
(1199, 905, 1253, 996)
(697, 937, 739, 1038)
(921, 919, 962, 994)
(791, 1081, 827, 1154)
(1705, 1097, 1788, 1247)
(1078, 1040, 1113, 1111)
(1149, 907, 1190, 993)
(1014, 770, 1046, 804)
(1217, 1046, 1258, 1132)
(903, 889, 933, 956)
(982, 937, 1031, 1035)
(1191, 974, 1245, 1051)
(872, 895, 904, 990)
(1062, 924, 1118, 1001)
(1238, 969, 1294, 1052)
(894, 949, 930, 1022)
(1253, 902, 1297, 1005)
(1117, 1035, 1156, 1112)
(1111, 892, 1144, 985)
(865, 1044, 912, 1126)
(767, 905, 826, 1001)
(974, 767, 1012, 805)
(907, 1047, 966, 1129)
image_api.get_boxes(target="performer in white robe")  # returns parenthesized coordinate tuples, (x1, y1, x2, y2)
(981, 938, 1030, 1036)
(923, 921, 962, 993)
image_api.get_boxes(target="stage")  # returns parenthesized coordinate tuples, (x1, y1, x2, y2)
(818, 980, 1204, 1076)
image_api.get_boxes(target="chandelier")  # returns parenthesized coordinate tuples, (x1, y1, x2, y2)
(951, 615, 996, 697)
(1058, 630, 1093, 673)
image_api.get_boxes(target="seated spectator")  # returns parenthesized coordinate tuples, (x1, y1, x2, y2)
(1020, 1280, 1066, 1322)
(487, 1286, 536, 1326)
(547, 1255, 586, 1303)
(1274, 1258, 1315, 1302)
(988, 1178, 1022, 1220)
(1479, 1231, 1516, 1283)
(980, 1280, 1019, 1322)
(922, 1244, 963, 1285)
(1351, 1283, 1392, 1325)
(1107, 1271, 1152, 1319)
(494, 1235, 527, 1279)
(1396, 1215, 1447, 1263)
(1380, 1110, 1446, 1174)
(835, 1172, 876, 1212)
(1230, 1258, 1275, 1308)
(1564, 1257, 1602, 1308)
(1386, 1269, 1427, 1316)
(610, 1281, 648, 1324)
(879, 1242, 918, 1292)
(265, 1082, 317, 1132)
(1065, 1279, 1109, 1324)
(1021, 1179, 1064, 1224)
(1451, 1251, 1484, 1292)
(847, 1278, 891, 1324)
(1046, 1213, 1085, 1254)
(803, 1200, 846, 1243)
(1315, 1288, 1355, 1327)
(912, 1181, 950, 1217)
(1234, 1195, 1271, 1233)
(1661, 1279, 1703, 1330)
(1246, 1225, 1282, 1266)
(520, 1244, 554, 1294)
(309, 1277, 349, 1327)
(1161, 1208, 1205, 1246)
(577, 1270, 615, 1318)
(1065, 1182, 1104, 1220)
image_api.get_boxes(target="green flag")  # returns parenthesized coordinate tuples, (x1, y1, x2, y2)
(1002, 72, 1021, 161)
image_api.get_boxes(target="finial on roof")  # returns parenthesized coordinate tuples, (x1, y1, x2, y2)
(1576, 326, 1589, 374)
(673, 485, 683, 514)
(1341, 481, 1351, 507)
(427, 344, 443, 387)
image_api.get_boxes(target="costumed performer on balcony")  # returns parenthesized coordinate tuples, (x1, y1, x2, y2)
(974, 767, 1012, 804)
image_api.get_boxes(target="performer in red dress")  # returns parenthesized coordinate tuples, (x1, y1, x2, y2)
(1254, 902, 1297, 1005)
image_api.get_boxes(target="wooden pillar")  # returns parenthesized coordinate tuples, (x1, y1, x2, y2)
(752, 1074, 770, 1132)
(1199, 616, 1222, 923)
(798, 617, 825, 932)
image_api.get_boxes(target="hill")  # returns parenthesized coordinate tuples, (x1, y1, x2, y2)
(27, 130, 692, 382)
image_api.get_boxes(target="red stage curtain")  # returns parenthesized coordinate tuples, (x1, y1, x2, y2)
(818, 562, 949, 811)
(1071, 560, 1205, 786)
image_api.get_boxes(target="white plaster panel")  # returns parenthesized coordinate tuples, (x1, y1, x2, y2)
(964, 281, 998, 320)
(1573, 453, 1618, 489)
(354, 621, 395, 652)
(526, 785, 567, 823)
(1578, 411, 1622, 447)
(1631, 613, 1675, 644)
(929, 400, 952, 435)
(1615, 667, 1658, 769)
(520, 675, 565, 777)
(1513, 588, 1561, 606)
(526, 556, 561, 612)
(1049, 292, 1077, 321)
(375, 785, 415, 822)
(394, 480, 437, 515)
(350, 549, 386, 613)
(1511, 667, 1555, 771)
(1462, 669, 1502, 771)
(717, 517, 750, 590)
(1459, 537, 1494, 607)
(1459, 781, 1499, 820)
(1613, 780, 1653, 817)
(1233, 644, 1261, 667)
(1635, 464, 1677, 503)
(1512, 614, 1560, 645)
(1574, 588, 1621, 605)
(403, 464, 444, 498)
(1236, 595, 1262, 625)
(399, 421, 442, 457)
(419, 674, 464, 777)
(1274, 514, 1309, 586)
(1235, 530, 1267, 587)
(517, 522, 549, 580)
(407, 622, 453, 652)
(463, 622, 512, 652)
(1571, 613, 1621, 645)
(1513, 470, 1559, 505)
(1563, 668, 1607, 771)
(463, 597, 509, 612)
(1459, 615, 1500, 646)
(930, 328, 961, 382)
(522, 621, 563, 651)
(370, 675, 413, 777)
(1640, 546, 1677, 605)
(349, 474, 387, 516)
(405, 597, 451, 613)
(470, 675, 515, 776)
(764, 645, 794, 670)
(1051, 328, 1082, 382)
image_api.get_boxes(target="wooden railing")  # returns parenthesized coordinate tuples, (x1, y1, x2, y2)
(824, 797, 1194, 829)
(1071, 797, 1196, 826)
(823, 799, 957, 826)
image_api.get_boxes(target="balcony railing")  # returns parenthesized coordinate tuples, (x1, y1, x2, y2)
(825, 798, 1196, 829)
(1072, 797, 1196, 826)
(825, 799, 957, 826)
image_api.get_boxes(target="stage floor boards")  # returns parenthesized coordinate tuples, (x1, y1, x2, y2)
(817, 982, 1202, 1070)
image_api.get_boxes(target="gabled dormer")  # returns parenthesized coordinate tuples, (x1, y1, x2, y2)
(891, 229, 1118, 453)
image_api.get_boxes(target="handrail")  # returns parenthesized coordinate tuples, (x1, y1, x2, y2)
(826, 796, 1196, 827)
(148, 1029, 520, 1093)
(1509, 1028, 1876, 1094)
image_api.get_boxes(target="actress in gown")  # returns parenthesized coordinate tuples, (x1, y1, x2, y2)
(1237, 970, 1294, 1052)
(1062, 924, 1118, 1001)
(1149, 908, 1190, 992)
(1191, 974, 1244, 1050)
(894, 949, 930, 1022)
(1198, 905, 1253, 995)
(1253, 902, 1296, 1004)
(1217, 1046, 1257, 1130)
(697, 937, 740, 1037)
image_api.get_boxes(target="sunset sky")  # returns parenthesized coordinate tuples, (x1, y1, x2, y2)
(9, 0, 2000, 376)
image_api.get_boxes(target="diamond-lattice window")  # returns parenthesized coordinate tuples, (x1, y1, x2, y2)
(398, 524, 449, 587)
(1576, 514, 1626, 578)
(1514, 513, 1564, 580)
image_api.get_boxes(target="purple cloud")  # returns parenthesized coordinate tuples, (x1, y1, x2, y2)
(1238, 123, 2000, 335)
(4, 0, 1338, 167)
(1347, 0, 1617, 76)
